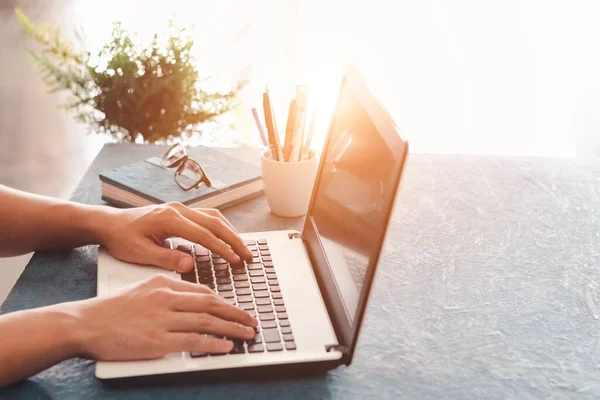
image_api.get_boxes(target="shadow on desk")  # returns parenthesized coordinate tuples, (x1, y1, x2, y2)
(3, 360, 338, 400)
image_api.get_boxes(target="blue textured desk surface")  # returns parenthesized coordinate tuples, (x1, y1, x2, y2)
(2, 144, 600, 399)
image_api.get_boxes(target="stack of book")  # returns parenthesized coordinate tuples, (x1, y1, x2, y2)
(100, 145, 263, 209)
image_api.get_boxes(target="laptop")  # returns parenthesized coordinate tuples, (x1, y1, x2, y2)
(96, 65, 409, 380)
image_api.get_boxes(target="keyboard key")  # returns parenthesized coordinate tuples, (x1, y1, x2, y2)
(251, 257, 261, 263)
(270, 286, 281, 293)
(267, 343, 283, 352)
(231, 268, 246, 276)
(230, 261, 245, 269)
(199, 269, 213, 277)
(233, 274, 248, 282)
(213, 259, 228, 265)
(234, 281, 250, 288)
(197, 262, 212, 271)
(180, 270, 197, 284)
(200, 276, 214, 284)
(210, 352, 228, 356)
(239, 302, 255, 311)
(196, 255, 210, 262)
(268, 279, 279, 286)
(217, 284, 233, 292)
(216, 277, 231, 285)
(251, 277, 266, 284)
(247, 263, 262, 270)
(249, 270, 264, 277)
(244, 240, 256, 245)
(263, 328, 280, 343)
(249, 334, 263, 344)
(252, 283, 268, 291)
(257, 305, 273, 313)
(219, 291, 234, 299)
(260, 313, 275, 321)
(194, 245, 209, 256)
(273, 299, 285, 306)
(254, 290, 269, 298)
(285, 342, 296, 351)
(230, 341, 245, 354)
(236, 288, 251, 296)
(263, 262, 274, 268)
(251, 251, 260, 257)
(256, 298, 271, 306)
(279, 320, 290, 327)
(211, 254, 223, 260)
(260, 251, 270, 256)
(262, 256, 272, 262)
(225, 299, 236, 306)
(261, 320, 277, 328)
(248, 310, 256, 318)
(248, 343, 264, 353)
(215, 270, 229, 278)
(259, 245, 269, 251)
(237, 295, 253, 303)
(190, 351, 208, 357)
(257, 239, 268, 245)
(281, 326, 292, 334)
(205, 283, 215, 290)
(213, 264, 228, 271)
(267, 274, 277, 281)
(283, 333, 294, 342)
(272, 293, 283, 299)
(264, 268, 275, 274)
(177, 244, 193, 254)
(277, 313, 288, 320)
(275, 305, 286, 313)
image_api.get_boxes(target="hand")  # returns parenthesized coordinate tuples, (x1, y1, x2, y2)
(63, 275, 257, 360)
(95, 202, 252, 272)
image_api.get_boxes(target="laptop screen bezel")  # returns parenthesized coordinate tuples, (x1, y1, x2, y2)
(301, 65, 409, 364)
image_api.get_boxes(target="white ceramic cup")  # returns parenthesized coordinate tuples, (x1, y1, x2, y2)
(261, 148, 319, 217)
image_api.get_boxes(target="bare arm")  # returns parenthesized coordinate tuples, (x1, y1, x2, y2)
(0, 185, 104, 257)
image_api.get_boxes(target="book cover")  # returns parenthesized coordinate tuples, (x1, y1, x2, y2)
(99, 145, 262, 207)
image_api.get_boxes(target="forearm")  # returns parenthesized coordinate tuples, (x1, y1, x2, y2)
(0, 185, 113, 257)
(0, 304, 83, 387)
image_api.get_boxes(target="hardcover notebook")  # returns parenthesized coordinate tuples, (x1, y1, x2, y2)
(99, 146, 263, 209)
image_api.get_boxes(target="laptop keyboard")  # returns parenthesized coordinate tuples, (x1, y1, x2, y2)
(173, 239, 296, 357)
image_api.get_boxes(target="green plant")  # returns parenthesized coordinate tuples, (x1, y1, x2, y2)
(16, 9, 246, 143)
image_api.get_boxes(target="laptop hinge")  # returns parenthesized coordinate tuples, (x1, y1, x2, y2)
(325, 344, 349, 354)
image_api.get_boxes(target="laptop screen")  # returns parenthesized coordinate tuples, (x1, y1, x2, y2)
(308, 76, 405, 324)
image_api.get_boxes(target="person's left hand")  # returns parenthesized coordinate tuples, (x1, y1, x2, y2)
(95, 202, 252, 273)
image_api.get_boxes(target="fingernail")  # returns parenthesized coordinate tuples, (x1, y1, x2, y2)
(178, 256, 193, 272)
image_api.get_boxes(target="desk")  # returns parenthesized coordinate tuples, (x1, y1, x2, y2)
(2, 144, 600, 399)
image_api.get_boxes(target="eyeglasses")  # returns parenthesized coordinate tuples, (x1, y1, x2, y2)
(162, 143, 212, 191)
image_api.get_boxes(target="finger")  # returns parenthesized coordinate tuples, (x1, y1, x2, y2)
(166, 216, 241, 263)
(199, 208, 237, 232)
(168, 312, 256, 340)
(163, 333, 234, 354)
(159, 276, 215, 295)
(171, 292, 257, 327)
(177, 208, 252, 260)
(139, 240, 195, 273)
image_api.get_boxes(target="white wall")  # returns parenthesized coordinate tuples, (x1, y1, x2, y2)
(296, 0, 600, 157)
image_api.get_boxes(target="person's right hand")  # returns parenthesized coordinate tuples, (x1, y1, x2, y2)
(63, 275, 257, 360)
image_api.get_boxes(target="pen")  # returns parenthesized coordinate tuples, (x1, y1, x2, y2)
(251, 108, 269, 147)
(263, 87, 284, 161)
(301, 106, 317, 160)
(289, 85, 308, 162)
(283, 100, 297, 162)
